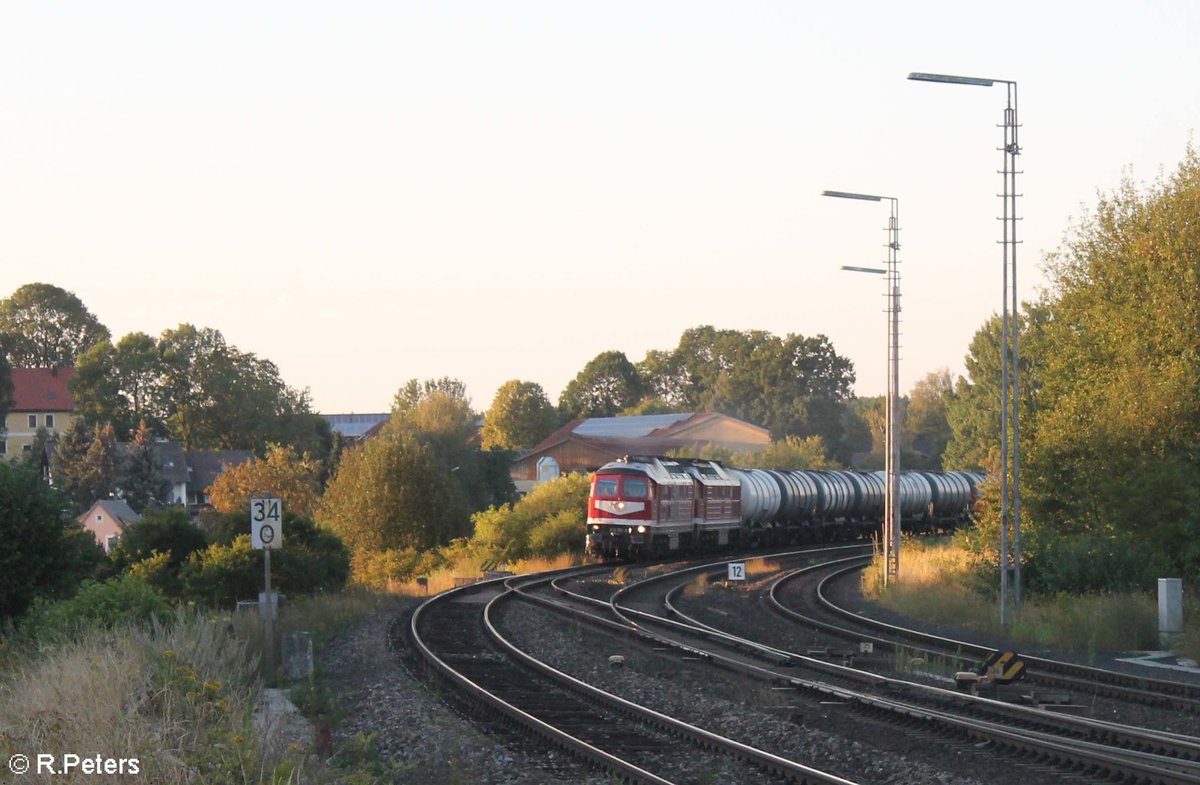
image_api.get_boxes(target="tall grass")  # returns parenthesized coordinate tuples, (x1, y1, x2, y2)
(863, 538, 1159, 653)
(0, 610, 312, 785)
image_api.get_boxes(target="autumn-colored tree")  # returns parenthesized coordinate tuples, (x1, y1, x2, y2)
(207, 443, 322, 519)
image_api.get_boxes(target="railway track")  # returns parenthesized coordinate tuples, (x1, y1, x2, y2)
(408, 567, 857, 785)
(769, 556, 1200, 713)
(535, 551, 1200, 784)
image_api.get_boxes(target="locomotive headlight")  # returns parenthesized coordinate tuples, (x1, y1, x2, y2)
(616, 501, 625, 511)
(637, 525, 647, 533)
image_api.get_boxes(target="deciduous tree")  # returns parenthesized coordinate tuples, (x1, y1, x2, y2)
(0, 283, 110, 368)
(481, 380, 559, 450)
(559, 350, 645, 418)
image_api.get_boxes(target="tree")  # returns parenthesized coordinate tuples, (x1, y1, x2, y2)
(481, 380, 560, 450)
(902, 370, 955, 469)
(632, 326, 857, 457)
(207, 443, 323, 519)
(0, 283, 110, 368)
(1023, 150, 1200, 579)
(389, 377, 513, 519)
(71, 332, 163, 436)
(117, 421, 171, 513)
(559, 350, 645, 418)
(50, 420, 118, 510)
(0, 462, 101, 620)
(316, 430, 458, 553)
(72, 324, 320, 452)
(943, 308, 1044, 471)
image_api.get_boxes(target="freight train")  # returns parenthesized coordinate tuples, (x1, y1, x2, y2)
(585, 455, 985, 560)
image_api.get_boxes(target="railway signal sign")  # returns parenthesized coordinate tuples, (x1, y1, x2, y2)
(251, 497, 283, 550)
(727, 562, 746, 582)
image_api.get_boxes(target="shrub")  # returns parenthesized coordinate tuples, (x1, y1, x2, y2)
(109, 507, 208, 597)
(22, 575, 169, 641)
(0, 462, 101, 621)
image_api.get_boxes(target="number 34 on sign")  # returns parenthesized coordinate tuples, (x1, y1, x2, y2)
(251, 497, 283, 550)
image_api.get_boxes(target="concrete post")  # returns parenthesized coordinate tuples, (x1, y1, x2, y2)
(1158, 578, 1183, 649)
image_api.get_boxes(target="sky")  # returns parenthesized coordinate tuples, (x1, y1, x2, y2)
(2, 2, 1197, 415)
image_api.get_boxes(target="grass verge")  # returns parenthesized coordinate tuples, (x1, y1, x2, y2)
(862, 538, 1159, 655)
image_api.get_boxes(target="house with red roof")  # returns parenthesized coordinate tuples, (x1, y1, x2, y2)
(3, 367, 76, 461)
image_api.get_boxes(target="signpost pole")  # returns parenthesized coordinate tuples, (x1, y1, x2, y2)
(251, 496, 282, 682)
(263, 547, 273, 680)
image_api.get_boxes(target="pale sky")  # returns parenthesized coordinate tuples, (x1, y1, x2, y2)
(2, 2, 1197, 414)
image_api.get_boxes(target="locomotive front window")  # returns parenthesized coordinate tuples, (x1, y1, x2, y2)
(594, 478, 619, 496)
(622, 478, 648, 498)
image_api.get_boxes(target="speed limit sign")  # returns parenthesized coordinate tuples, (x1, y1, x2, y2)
(251, 497, 283, 550)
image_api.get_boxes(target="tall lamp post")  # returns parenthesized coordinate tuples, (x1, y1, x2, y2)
(822, 190, 901, 586)
(908, 71, 1022, 624)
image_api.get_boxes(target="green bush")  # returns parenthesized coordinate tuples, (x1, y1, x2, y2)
(108, 507, 208, 596)
(0, 462, 103, 621)
(181, 516, 351, 609)
(1021, 532, 1168, 595)
(180, 535, 261, 608)
(22, 574, 169, 640)
(468, 473, 590, 561)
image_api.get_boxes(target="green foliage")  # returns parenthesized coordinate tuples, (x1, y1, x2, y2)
(0, 462, 100, 620)
(181, 515, 350, 608)
(71, 324, 321, 453)
(943, 304, 1047, 473)
(72, 332, 163, 437)
(50, 420, 118, 511)
(118, 420, 172, 512)
(481, 379, 560, 450)
(634, 326, 856, 459)
(318, 429, 459, 553)
(350, 547, 443, 589)
(744, 435, 833, 470)
(0, 282, 110, 368)
(1026, 152, 1200, 576)
(180, 535, 261, 608)
(559, 350, 645, 419)
(902, 369, 954, 469)
(109, 507, 209, 597)
(21, 575, 169, 639)
(469, 473, 590, 561)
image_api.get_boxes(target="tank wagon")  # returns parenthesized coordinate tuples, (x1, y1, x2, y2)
(585, 455, 985, 560)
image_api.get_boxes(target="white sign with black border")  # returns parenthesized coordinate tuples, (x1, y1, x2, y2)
(727, 561, 746, 582)
(251, 497, 283, 550)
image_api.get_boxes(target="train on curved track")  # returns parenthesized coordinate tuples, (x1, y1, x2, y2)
(585, 455, 986, 560)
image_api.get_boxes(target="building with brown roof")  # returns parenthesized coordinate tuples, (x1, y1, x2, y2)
(509, 412, 770, 491)
(3, 367, 76, 461)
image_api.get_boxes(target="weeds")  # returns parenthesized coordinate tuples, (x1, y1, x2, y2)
(864, 539, 1160, 653)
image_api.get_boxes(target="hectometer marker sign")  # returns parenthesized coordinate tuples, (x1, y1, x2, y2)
(251, 497, 283, 550)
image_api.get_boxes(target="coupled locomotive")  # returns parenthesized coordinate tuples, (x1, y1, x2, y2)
(585, 455, 985, 560)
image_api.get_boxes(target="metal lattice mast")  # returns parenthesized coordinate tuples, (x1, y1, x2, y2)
(907, 72, 1023, 625)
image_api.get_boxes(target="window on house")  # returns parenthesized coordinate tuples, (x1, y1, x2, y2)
(0, 441, 5, 455)
(105, 534, 120, 552)
(46, 414, 54, 428)
(22, 444, 32, 453)
(27, 415, 36, 429)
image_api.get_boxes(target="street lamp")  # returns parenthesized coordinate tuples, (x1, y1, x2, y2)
(908, 71, 1022, 624)
(822, 190, 901, 587)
